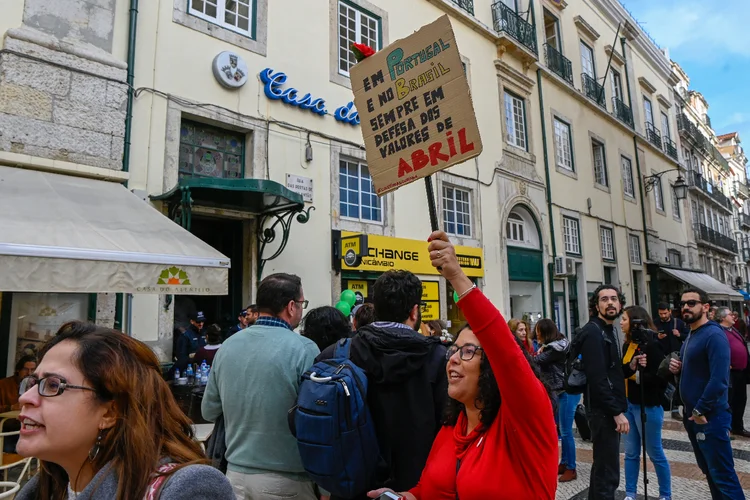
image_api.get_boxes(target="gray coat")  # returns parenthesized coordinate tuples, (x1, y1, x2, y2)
(16, 461, 234, 499)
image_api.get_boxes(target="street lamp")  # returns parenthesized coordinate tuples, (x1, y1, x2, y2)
(644, 170, 688, 201)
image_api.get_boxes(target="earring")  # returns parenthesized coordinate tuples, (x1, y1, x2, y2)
(88, 430, 104, 462)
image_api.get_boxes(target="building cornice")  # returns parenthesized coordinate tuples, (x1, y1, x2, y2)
(657, 93, 672, 109)
(574, 15, 600, 41)
(604, 44, 624, 66)
(638, 76, 657, 94)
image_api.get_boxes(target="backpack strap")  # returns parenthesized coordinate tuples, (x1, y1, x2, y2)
(334, 338, 352, 359)
(144, 463, 178, 500)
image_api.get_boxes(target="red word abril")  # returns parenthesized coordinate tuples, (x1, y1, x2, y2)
(397, 128, 475, 177)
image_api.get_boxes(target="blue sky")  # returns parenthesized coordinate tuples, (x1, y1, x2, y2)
(620, 0, 750, 142)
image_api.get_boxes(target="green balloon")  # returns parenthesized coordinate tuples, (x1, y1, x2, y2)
(453, 290, 459, 303)
(335, 301, 352, 316)
(341, 289, 357, 307)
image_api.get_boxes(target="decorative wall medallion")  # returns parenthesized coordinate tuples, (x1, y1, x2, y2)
(212, 51, 249, 89)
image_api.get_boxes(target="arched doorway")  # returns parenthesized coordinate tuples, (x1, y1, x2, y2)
(505, 205, 545, 324)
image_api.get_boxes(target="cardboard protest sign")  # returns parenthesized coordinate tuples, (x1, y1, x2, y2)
(351, 15, 483, 196)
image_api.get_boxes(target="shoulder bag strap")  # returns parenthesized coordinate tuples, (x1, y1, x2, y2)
(144, 464, 178, 500)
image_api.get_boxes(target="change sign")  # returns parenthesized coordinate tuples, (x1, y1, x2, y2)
(351, 15, 483, 196)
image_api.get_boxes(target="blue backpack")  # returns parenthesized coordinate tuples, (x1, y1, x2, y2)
(289, 338, 380, 498)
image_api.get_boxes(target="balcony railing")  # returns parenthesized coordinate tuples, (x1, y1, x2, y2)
(735, 181, 750, 200)
(492, 1, 538, 55)
(694, 223, 738, 254)
(645, 122, 662, 150)
(687, 170, 732, 211)
(544, 43, 573, 84)
(678, 113, 730, 172)
(612, 97, 634, 128)
(663, 136, 678, 161)
(741, 214, 750, 230)
(450, 0, 474, 15)
(581, 73, 606, 109)
(743, 247, 750, 263)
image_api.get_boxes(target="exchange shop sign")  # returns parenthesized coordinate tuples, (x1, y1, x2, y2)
(341, 231, 483, 278)
(350, 15, 483, 195)
(421, 281, 440, 321)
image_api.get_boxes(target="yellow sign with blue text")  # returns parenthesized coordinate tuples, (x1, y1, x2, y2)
(341, 232, 483, 277)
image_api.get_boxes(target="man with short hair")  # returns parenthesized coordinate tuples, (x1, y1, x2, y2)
(246, 304, 259, 325)
(578, 285, 629, 500)
(670, 288, 744, 498)
(225, 308, 251, 340)
(317, 270, 447, 500)
(654, 302, 689, 420)
(716, 306, 750, 437)
(203, 273, 319, 500)
(174, 311, 206, 371)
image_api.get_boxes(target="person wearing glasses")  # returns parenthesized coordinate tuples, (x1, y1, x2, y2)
(368, 232, 557, 500)
(15, 321, 233, 499)
(317, 270, 448, 500)
(203, 273, 321, 500)
(669, 288, 744, 499)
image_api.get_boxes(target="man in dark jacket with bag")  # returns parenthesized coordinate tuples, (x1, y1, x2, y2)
(579, 285, 629, 500)
(317, 270, 447, 500)
(654, 303, 689, 419)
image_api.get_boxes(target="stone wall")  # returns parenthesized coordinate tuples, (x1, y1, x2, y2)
(0, 26, 127, 170)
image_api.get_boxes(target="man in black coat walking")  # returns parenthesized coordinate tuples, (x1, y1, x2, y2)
(654, 302, 688, 419)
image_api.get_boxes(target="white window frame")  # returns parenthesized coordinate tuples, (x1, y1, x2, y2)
(592, 140, 608, 187)
(189, 0, 254, 37)
(506, 213, 525, 243)
(612, 70, 623, 101)
(671, 185, 681, 220)
(337, 1, 380, 77)
(554, 118, 574, 171)
(563, 216, 581, 255)
(339, 159, 383, 223)
(442, 185, 472, 237)
(504, 91, 527, 151)
(644, 96, 654, 125)
(580, 40, 595, 78)
(621, 156, 634, 198)
(661, 111, 671, 140)
(629, 234, 641, 265)
(600, 226, 615, 261)
(653, 175, 664, 211)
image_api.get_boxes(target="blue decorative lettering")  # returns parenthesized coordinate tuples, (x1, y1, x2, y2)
(260, 68, 328, 116)
(334, 102, 360, 126)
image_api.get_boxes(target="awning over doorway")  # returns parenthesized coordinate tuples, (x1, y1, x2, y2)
(658, 267, 743, 301)
(0, 166, 229, 295)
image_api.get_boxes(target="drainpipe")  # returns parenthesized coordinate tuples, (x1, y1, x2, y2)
(536, 69, 557, 321)
(122, 0, 139, 175)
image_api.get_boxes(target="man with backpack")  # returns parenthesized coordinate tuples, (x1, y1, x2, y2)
(315, 270, 448, 499)
(577, 285, 629, 500)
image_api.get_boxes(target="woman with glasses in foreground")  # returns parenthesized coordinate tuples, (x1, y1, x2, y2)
(369, 231, 558, 500)
(15, 321, 233, 500)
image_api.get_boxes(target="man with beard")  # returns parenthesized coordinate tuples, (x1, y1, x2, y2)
(654, 302, 688, 419)
(670, 288, 744, 498)
(578, 285, 629, 500)
(316, 270, 447, 500)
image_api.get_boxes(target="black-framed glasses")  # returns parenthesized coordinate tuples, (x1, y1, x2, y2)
(446, 344, 484, 361)
(295, 300, 309, 310)
(679, 300, 703, 309)
(20, 376, 97, 398)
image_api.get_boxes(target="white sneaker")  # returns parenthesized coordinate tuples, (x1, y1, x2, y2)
(624, 497, 636, 500)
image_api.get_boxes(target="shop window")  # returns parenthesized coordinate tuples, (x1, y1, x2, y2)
(338, 0, 380, 77)
(506, 213, 525, 243)
(504, 91, 527, 151)
(339, 159, 382, 222)
(189, 0, 255, 37)
(179, 120, 244, 179)
(563, 216, 581, 255)
(442, 186, 472, 237)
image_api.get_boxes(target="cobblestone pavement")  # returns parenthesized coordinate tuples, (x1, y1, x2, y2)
(555, 405, 750, 500)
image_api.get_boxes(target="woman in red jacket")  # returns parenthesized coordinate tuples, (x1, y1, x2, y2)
(369, 231, 558, 500)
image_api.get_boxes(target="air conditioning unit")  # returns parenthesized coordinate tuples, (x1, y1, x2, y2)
(554, 256, 576, 277)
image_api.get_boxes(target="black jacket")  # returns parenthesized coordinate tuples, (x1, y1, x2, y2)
(621, 340, 668, 408)
(317, 323, 447, 498)
(654, 316, 688, 355)
(535, 338, 568, 392)
(580, 317, 627, 416)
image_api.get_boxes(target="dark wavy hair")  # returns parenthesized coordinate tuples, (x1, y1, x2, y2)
(535, 318, 562, 345)
(622, 305, 657, 343)
(443, 324, 554, 428)
(588, 284, 626, 318)
(302, 306, 351, 351)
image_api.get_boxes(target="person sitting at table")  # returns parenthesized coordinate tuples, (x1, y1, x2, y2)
(15, 321, 233, 499)
(194, 325, 222, 366)
(0, 355, 36, 413)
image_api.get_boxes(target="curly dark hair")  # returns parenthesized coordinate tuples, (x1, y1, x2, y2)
(588, 284, 626, 318)
(443, 324, 555, 428)
(302, 306, 351, 351)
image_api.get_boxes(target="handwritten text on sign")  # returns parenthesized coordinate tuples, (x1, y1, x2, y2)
(351, 16, 483, 195)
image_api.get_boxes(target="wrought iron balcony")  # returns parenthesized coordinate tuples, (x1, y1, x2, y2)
(735, 181, 750, 200)
(450, 0, 474, 15)
(678, 113, 730, 172)
(612, 97, 634, 128)
(663, 137, 678, 161)
(544, 44, 573, 84)
(646, 122, 662, 150)
(492, 1, 538, 55)
(687, 170, 732, 211)
(694, 223, 738, 254)
(743, 247, 750, 263)
(581, 73, 606, 109)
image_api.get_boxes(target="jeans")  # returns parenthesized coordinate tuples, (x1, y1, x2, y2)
(587, 409, 621, 500)
(558, 392, 580, 470)
(729, 370, 747, 432)
(685, 409, 745, 499)
(624, 402, 672, 499)
(226, 470, 318, 500)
